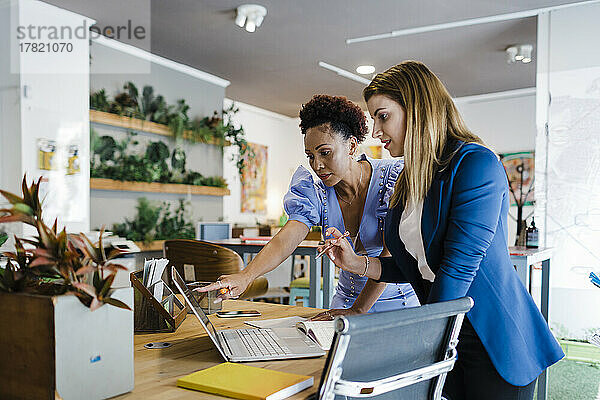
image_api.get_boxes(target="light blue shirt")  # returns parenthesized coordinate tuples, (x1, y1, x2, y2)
(284, 154, 419, 311)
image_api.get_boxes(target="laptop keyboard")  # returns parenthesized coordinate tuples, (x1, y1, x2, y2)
(235, 329, 292, 357)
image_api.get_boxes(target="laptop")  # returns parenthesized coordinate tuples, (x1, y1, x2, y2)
(171, 267, 325, 362)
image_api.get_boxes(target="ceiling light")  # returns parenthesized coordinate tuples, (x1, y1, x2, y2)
(319, 62, 371, 85)
(505, 44, 534, 64)
(520, 44, 533, 63)
(356, 65, 376, 75)
(506, 46, 518, 63)
(235, 4, 267, 33)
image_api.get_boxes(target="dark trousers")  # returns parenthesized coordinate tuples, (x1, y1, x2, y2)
(442, 318, 537, 400)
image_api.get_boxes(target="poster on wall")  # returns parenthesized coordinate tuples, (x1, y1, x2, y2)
(240, 142, 268, 214)
(499, 151, 534, 206)
(37, 139, 80, 174)
(36, 138, 84, 226)
(359, 144, 383, 159)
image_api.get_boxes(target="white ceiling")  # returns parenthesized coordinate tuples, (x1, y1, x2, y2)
(45, 0, 585, 116)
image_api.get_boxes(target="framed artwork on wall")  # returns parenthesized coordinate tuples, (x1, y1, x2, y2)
(499, 151, 535, 206)
(358, 144, 383, 159)
(240, 142, 268, 214)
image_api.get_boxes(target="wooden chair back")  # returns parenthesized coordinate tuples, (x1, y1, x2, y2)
(163, 239, 243, 284)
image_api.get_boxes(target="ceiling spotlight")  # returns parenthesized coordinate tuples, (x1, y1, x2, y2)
(505, 46, 518, 63)
(506, 44, 534, 64)
(356, 65, 376, 75)
(520, 44, 533, 63)
(235, 4, 267, 33)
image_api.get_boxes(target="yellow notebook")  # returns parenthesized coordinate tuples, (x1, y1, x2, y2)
(176, 362, 314, 400)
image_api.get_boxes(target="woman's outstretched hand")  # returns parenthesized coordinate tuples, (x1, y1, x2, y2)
(193, 272, 252, 302)
(310, 307, 361, 321)
(318, 227, 363, 274)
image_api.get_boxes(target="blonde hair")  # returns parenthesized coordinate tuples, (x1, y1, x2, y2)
(363, 61, 484, 208)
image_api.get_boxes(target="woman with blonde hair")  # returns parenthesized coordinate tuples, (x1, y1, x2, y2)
(320, 61, 563, 400)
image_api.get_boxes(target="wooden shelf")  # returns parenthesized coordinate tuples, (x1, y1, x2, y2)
(90, 178, 230, 196)
(135, 240, 165, 252)
(89, 110, 230, 146)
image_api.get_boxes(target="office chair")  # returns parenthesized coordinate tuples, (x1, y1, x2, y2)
(316, 297, 473, 400)
(163, 239, 268, 299)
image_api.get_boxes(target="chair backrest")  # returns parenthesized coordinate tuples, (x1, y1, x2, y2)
(317, 297, 473, 400)
(163, 239, 243, 284)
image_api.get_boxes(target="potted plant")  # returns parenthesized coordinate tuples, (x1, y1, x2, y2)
(0, 176, 134, 400)
(90, 83, 255, 176)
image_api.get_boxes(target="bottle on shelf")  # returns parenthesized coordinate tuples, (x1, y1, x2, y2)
(526, 217, 539, 248)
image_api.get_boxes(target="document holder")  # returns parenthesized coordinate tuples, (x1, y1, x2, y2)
(130, 270, 188, 333)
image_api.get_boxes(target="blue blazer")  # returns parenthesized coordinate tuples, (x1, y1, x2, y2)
(378, 141, 564, 386)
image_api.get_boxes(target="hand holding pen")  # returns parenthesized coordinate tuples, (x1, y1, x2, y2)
(316, 230, 350, 259)
(316, 227, 364, 275)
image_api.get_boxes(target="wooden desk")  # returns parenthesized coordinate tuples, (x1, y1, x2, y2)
(115, 300, 326, 399)
(208, 239, 334, 309)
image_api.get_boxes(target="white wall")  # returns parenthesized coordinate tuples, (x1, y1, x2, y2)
(455, 90, 536, 154)
(1, 0, 92, 236)
(536, 3, 600, 338)
(455, 90, 537, 244)
(0, 2, 22, 200)
(222, 98, 307, 225)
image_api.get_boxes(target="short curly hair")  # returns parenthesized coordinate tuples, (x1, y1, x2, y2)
(299, 95, 368, 143)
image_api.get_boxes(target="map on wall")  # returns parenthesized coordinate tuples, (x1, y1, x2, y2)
(499, 151, 535, 206)
(536, 67, 600, 298)
(240, 142, 267, 214)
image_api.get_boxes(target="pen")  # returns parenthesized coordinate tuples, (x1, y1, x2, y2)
(316, 231, 350, 259)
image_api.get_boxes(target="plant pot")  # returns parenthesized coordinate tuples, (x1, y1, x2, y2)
(0, 288, 134, 400)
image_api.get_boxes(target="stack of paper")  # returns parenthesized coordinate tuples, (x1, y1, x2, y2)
(142, 258, 170, 302)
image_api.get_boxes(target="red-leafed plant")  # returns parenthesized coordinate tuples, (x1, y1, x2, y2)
(0, 176, 131, 311)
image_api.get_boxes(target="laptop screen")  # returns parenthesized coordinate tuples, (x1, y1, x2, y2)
(171, 266, 226, 359)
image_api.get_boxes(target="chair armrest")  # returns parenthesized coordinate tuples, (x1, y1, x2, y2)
(239, 276, 269, 299)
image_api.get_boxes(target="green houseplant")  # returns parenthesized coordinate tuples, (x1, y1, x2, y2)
(112, 197, 195, 244)
(222, 103, 254, 175)
(90, 130, 227, 188)
(0, 176, 130, 310)
(0, 176, 134, 399)
(90, 82, 254, 176)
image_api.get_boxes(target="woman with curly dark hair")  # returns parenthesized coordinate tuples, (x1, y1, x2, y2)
(199, 94, 419, 318)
